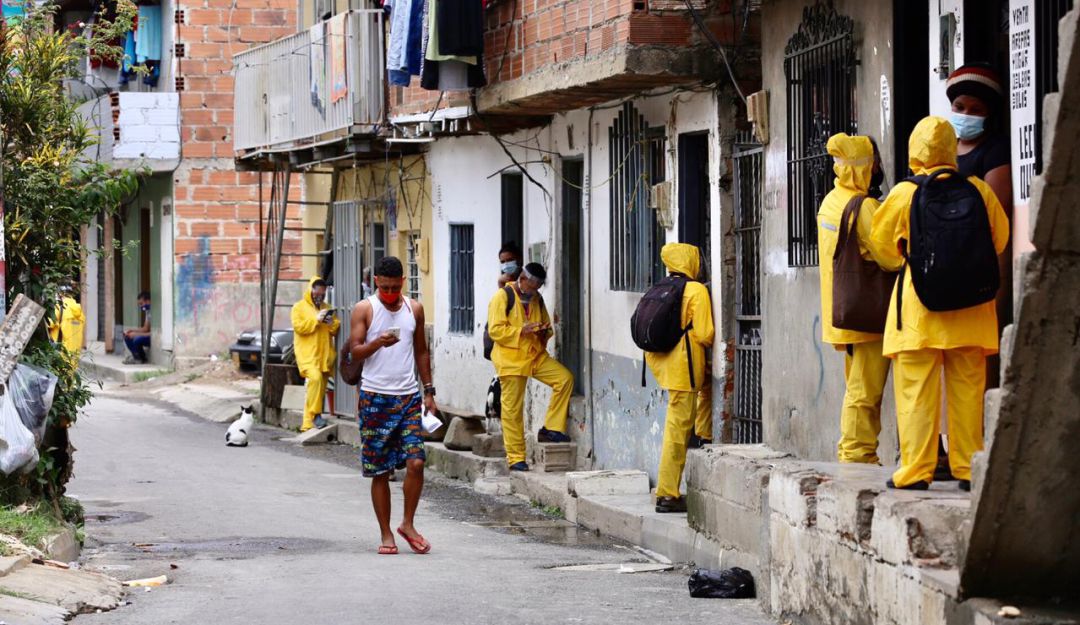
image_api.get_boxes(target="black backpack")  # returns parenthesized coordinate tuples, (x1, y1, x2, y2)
(483, 286, 545, 360)
(631, 275, 695, 388)
(897, 169, 999, 328)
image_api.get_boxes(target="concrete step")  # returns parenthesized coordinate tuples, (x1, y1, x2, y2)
(426, 442, 508, 482)
(0, 594, 70, 625)
(79, 354, 169, 384)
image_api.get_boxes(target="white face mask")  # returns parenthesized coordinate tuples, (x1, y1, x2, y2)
(500, 261, 519, 275)
(949, 112, 986, 141)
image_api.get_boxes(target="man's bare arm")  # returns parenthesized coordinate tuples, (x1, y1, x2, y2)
(412, 301, 432, 387)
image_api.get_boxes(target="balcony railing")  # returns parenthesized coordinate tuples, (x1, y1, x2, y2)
(233, 9, 385, 154)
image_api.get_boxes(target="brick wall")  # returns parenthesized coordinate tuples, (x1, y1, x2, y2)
(171, 0, 303, 357)
(389, 0, 743, 118)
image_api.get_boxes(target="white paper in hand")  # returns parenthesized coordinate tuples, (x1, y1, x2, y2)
(421, 410, 442, 434)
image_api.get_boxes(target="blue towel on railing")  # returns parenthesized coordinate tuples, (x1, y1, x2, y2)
(135, 5, 162, 63)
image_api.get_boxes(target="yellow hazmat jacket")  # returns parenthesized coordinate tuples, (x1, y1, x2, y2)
(646, 244, 715, 392)
(488, 284, 551, 377)
(290, 276, 340, 376)
(47, 297, 85, 356)
(817, 133, 884, 348)
(869, 116, 1010, 358)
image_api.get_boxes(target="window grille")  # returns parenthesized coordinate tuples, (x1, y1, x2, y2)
(449, 225, 474, 334)
(784, 0, 857, 267)
(733, 137, 764, 444)
(609, 102, 666, 292)
(406, 233, 422, 302)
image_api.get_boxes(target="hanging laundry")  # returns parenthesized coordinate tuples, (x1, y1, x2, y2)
(387, 0, 426, 86)
(134, 5, 162, 63)
(142, 60, 160, 87)
(310, 21, 326, 112)
(437, 0, 483, 57)
(419, 0, 485, 91)
(329, 12, 347, 102)
(119, 29, 137, 84)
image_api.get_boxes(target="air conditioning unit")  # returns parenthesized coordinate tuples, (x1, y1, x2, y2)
(650, 181, 674, 230)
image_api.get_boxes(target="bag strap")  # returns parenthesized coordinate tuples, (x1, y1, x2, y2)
(685, 322, 696, 390)
(503, 285, 515, 317)
(833, 195, 866, 263)
(641, 354, 647, 388)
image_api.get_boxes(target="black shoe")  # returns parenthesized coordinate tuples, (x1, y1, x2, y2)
(958, 480, 971, 492)
(689, 436, 713, 449)
(655, 496, 688, 513)
(886, 479, 930, 491)
(313, 416, 329, 429)
(537, 427, 571, 443)
(933, 464, 957, 481)
(509, 461, 530, 472)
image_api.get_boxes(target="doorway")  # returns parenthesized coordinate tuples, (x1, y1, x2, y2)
(678, 133, 710, 275)
(560, 159, 584, 395)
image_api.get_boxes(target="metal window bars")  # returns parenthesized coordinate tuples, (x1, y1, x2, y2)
(609, 102, 665, 293)
(783, 0, 857, 267)
(449, 225, 475, 334)
(733, 136, 764, 444)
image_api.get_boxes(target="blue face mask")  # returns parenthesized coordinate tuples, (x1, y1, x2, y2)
(949, 112, 986, 141)
(140, 304, 150, 312)
(500, 261, 519, 276)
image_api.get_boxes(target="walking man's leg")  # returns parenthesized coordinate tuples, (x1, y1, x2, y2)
(370, 473, 396, 551)
(499, 376, 528, 466)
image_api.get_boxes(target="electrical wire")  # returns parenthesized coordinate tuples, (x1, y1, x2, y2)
(683, 0, 747, 104)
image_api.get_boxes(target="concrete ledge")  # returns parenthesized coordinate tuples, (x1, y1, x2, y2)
(509, 472, 576, 523)
(79, 356, 167, 384)
(43, 528, 80, 563)
(425, 443, 508, 482)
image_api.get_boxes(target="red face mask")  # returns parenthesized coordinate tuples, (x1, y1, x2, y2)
(378, 290, 399, 306)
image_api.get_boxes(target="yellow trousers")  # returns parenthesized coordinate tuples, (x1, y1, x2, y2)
(892, 347, 985, 486)
(301, 370, 329, 432)
(656, 390, 706, 499)
(694, 384, 713, 440)
(838, 340, 891, 464)
(499, 356, 573, 466)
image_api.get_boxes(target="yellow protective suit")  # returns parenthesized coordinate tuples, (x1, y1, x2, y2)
(816, 133, 892, 464)
(869, 117, 1010, 486)
(47, 297, 85, 370)
(645, 244, 715, 499)
(291, 276, 341, 431)
(488, 284, 573, 466)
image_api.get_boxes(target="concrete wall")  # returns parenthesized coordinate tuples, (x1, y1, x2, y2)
(428, 89, 733, 484)
(758, 0, 900, 462)
(114, 93, 181, 167)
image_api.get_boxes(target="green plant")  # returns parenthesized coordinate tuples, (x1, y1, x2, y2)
(134, 370, 169, 382)
(0, 502, 64, 549)
(1, 2, 142, 504)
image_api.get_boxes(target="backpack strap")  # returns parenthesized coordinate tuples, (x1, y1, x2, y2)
(684, 322, 696, 390)
(503, 285, 515, 317)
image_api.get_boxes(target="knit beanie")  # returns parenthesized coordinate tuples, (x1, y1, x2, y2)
(946, 63, 1004, 110)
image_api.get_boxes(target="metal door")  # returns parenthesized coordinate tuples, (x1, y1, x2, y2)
(732, 139, 764, 444)
(332, 200, 362, 418)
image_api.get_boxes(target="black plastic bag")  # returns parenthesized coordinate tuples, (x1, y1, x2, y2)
(688, 567, 756, 599)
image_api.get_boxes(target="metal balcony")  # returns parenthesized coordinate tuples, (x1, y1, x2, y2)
(233, 9, 385, 156)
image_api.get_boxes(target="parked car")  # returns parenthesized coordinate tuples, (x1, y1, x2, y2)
(229, 329, 294, 369)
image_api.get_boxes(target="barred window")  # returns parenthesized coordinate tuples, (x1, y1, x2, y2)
(406, 233, 422, 302)
(609, 102, 665, 292)
(449, 224, 474, 334)
(784, 1, 857, 267)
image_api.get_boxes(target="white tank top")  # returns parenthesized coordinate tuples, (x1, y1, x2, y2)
(360, 296, 419, 395)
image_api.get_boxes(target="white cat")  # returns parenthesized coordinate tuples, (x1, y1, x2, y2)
(225, 405, 255, 447)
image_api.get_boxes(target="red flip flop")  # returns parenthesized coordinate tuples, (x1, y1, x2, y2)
(396, 527, 431, 554)
(378, 545, 398, 555)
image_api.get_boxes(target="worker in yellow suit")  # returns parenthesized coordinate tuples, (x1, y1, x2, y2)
(291, 276, 340, 432)
(487, 262, 574, 472)
(816, 133, 891, 464)
(647, 243, 714, 513)
(47, 290, 85, 370)
(870, 116, 1009, 491)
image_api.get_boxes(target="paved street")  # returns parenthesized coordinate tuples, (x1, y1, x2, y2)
(68, 393, 772, 625)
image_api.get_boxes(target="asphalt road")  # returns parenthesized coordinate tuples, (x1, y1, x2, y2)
(68, 392, 773, 625)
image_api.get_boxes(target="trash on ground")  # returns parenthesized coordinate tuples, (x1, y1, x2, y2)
(688, 567, 756, 599)
(124, 575, 168, 587)
(33, 558, 70, 569)
(998, 606, 1022, 618)
(550, 562, 673, 573)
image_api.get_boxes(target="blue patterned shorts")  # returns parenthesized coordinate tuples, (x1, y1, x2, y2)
(358, 390, 426, 477)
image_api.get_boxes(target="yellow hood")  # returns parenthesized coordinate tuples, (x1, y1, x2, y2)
(303, 276, 325, 308)
(660, 243, 700, 280)
(827, 133, 873, 194)
(908, 116, 958, 175)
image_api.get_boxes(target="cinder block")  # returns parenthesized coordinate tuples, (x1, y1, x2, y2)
(686, 489, 765, 555)
(685, 446, 778, 513)
(120, 124, 159, 143)
(444, 417, 485, 451)
(533, 441, 575, 472)
(575, 495, 646, 546)
(567, 470, 650, 497)
(816, 479, 881, 546)
(279, 385, 307, 411)
(472, 433, 506, 458)
(870, 493, 971, 568)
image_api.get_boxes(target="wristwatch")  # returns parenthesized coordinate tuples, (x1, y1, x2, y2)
(423, 384, 436, 396)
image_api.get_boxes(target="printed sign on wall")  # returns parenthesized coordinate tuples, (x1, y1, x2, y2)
(1010, 0, 1036, 252)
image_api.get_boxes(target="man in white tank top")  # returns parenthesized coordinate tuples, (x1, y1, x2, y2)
(349, 257, 437, 555)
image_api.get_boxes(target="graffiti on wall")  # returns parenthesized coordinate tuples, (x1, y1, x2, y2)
(174, 236, 261, 355)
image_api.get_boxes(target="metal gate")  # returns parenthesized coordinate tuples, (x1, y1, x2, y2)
(332, 200, 363, 418)
(732, 138, 763, 444)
